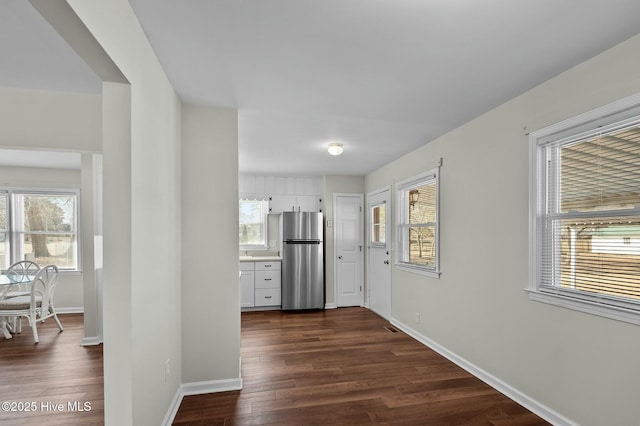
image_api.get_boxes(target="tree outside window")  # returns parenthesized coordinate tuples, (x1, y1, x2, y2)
(396, 167, 440, 277)
(15, 193, 78, 269)
(408, 182, 437, 268)
(239, 199, 269, 249)
(0, 190, 79, 271)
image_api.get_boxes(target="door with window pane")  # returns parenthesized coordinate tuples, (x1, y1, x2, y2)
(368, 188, 391, 319)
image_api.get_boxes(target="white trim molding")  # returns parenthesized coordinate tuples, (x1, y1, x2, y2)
(57, 307, 84, 314)
(390, 317, 577, 426)
(162, 377, 243, 426)
(81, 336, 102, 346)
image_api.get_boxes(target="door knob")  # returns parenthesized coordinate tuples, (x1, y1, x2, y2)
(338, 256, 343, 259)
(384, 260, 389, 265)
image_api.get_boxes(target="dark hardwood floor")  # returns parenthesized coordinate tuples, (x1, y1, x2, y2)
(174, 308, 549, 425)
(0, 314, 104, 425)
(0, 309, 549, 425)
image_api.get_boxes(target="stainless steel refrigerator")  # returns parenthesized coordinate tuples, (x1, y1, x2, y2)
(281, 211, 324, 310)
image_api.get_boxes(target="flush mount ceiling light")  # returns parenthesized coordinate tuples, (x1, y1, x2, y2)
(327, 142, 344, 156)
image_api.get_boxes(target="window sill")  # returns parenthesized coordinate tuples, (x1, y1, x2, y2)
(396, 263, 441, 279)
(57, 269, 82, 276)
(240, 245, 269, 252)
(527, 289, 640, 326)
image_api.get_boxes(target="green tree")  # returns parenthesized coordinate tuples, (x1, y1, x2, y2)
(24, 196, 66, 258)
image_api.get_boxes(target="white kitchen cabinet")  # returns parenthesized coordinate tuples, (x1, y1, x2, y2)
(269, 195, 322, 213)
(254, 261, 281, 307)
(239, 262, 255, 308)
(240, 260, 281, 309)
(296, 195, 321, 212)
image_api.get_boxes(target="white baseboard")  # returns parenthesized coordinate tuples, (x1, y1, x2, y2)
(57, 307, 84, 314)
(162, 377, 243, 426)
(324, 302, 337, 309)
(390, 318, 577, 426)
(81, 336, 102, 346)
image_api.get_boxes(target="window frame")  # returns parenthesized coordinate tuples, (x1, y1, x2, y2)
(395, 167, 441, 278)
(0, 190, 9, 270)
(528, 93, 640, 325)
(0, 188, 81, 272)
(370, 201, 387, 248)
(239, 198, 270, 251)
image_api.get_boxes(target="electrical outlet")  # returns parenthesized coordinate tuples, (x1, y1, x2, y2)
(415, 312, 420, 324)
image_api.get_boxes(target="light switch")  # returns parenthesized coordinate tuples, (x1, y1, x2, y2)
(327, 220, 333, 228)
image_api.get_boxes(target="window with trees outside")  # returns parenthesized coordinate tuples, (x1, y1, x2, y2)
(370, 202, 386, 247)
(239, 198, 269, 250)
(396, 167, 440, 277)
(0, 190, 80, 271)
(529, 95, 640, 325)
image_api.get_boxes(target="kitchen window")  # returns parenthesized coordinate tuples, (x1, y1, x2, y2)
(0, 189, 80, 271)
(396, 167, 440, 277)
(239, 198, 269, 250)
(529, 94, 640, 324)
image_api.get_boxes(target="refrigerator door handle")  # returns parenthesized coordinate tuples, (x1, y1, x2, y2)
(285, 240, 321, 244)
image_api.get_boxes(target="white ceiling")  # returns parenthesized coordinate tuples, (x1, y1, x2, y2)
(0, 1, 101, 94)
(3, 1, 640, 175)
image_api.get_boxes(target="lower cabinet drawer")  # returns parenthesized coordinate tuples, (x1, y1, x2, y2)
(255, 288, 281, 306)
(255, 270, 281, 289)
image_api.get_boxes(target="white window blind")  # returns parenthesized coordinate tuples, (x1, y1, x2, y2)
(239, 198, 269, 249)
(532, 101, 640, 322)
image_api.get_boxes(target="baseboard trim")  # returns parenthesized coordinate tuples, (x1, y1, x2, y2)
(390, 318, 577, 426)
(81, 336, 102, 346)
(324, 302, 337, 309)
(181, 378, 243, 396)
(162, 386, 184, 426)
(162, 377, 243, 426)
(57, 307, 84, 314)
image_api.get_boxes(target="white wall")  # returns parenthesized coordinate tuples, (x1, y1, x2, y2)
(0, 86, 101, 151)
(68, 1, 183, 425)
(365, 33, 640, 426)
(181, 105, 240, 384)
(239, 174, 322, 198)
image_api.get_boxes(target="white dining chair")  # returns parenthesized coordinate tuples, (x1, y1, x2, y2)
(4, 260, 40, 298)
(2, 260, 40, 334)
(0, 264, 63, 343)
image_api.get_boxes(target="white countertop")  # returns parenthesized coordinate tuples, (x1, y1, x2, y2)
(239, 256, 282, 262)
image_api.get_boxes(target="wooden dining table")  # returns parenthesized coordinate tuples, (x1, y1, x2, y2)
(0, 274, 34, 339)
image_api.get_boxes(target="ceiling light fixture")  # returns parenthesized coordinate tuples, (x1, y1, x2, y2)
(328, 142, 344, 156)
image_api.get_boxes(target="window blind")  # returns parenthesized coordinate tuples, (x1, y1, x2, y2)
(539, 121, 640, 304)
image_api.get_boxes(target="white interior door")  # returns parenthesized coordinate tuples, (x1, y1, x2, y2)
(368, 188, 391, 320)
(335, 194, 363, 307)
